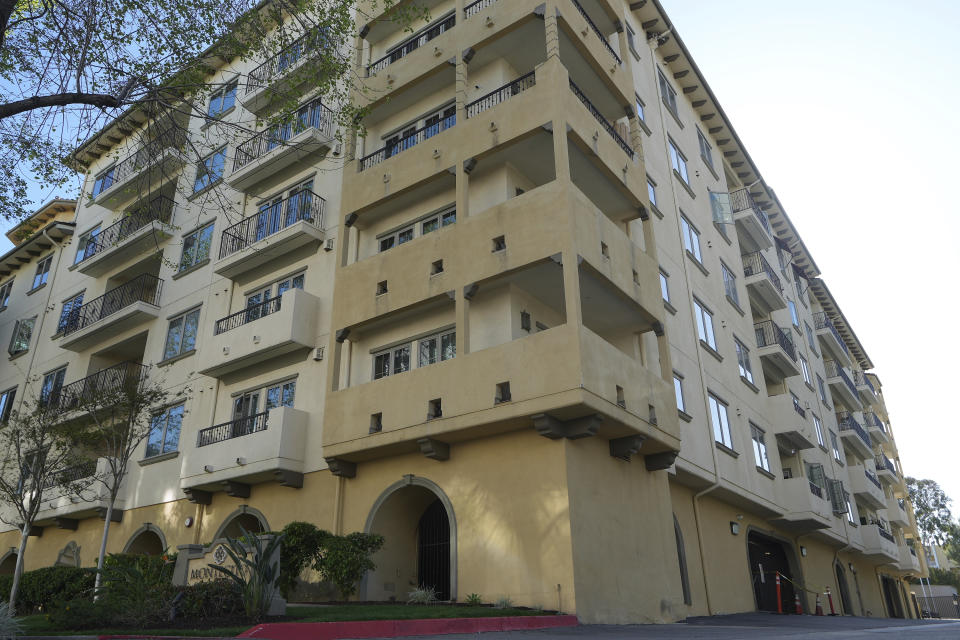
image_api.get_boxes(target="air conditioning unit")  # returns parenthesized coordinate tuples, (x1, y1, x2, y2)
(314, 346, 325, 361)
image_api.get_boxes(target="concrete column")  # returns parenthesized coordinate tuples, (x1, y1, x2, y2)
(456, 289, 470, 356)
(561, 253, 582, 326)
(655, 328, 674, 383)
(544, 1, 561, 59)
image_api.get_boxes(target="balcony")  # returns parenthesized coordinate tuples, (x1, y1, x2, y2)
(860, 523, 899, 562)
(93, 128, 187, 210)
(849, 463, 887, 510)
(742, 252, 786, 312)
(898, 543, 921, 574)
(887, 495, 909, 527)
(838, 411, 873, 459)
(754, 320, 800, 382)
(213, 191, 326, 280)
(825, 360, 863, 411)
(198, 288, 319, 378)
(814, 312, 852, 367)
(52, 362, 146, 414)
(180, 406, 308, 496)
(570, 0, 621, 65)
(464, 0, 498, 19)
(770, 393, 817, 452)
(58, 274, 162, 351)
(730, 188, 773, 252)
(865, 411, 890, 444)
(359, 111, 456, 172)
(227, 99, 335, 190)
(368, 13, 456, 76)
(241, 28, 330, 114)
(875, 453, 899, 486)
(855, 369, 879, 405)
(33, 458, 123, 527)
(771, 477, 833, 532)
(569, 80, 634, 159)
(74, 196, 176, 277)
(465, 72, 536, 119)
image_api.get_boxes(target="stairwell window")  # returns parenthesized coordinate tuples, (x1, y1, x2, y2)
(8, 317, 35, 356)
(813, 413, 825, 447)
(751, 424, 770, 472)
(788, 300, 800, 329)
(673, 374, 686, 414)
(680, 215, 702, 263)
(40, 366, 66, 408)
(659, 270, 670, 303)
(32, 255, 52, 291)
(74, 225, 101, 263)
(163, 308, 200, 361)
(708, 393, 733, 449)
(179, 223, 214, 272)
(735, 338, 753, 384)
(693, 299, 717, 351)
(57, 292, 84, 334)
(697, 128, 714, 171)
(669, 140, 690, 185)
(146, 403, 184, 458)
(722, 262, 739, 305)
(658, 70, 679, 116)
(194, 147, 226, 192)
(830, 430, 843, 464)
(92, 166, 116, 197)
(800, 354, 812, 385)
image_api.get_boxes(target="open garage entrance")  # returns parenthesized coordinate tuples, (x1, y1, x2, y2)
(748, 531, 800, 613)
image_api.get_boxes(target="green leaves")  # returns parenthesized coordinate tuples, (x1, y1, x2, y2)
(207, 526, 284, 622)
(906, 477, 960, 547)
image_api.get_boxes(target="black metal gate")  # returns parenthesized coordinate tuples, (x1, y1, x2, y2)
(881, 575, 904, 618)
(835, 562, 853, 615)
(417, 499, 450, 600)
(748, 532, 795, 613)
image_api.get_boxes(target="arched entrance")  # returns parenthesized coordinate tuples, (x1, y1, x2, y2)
(213, 507, 269, 541)
(835, 561, 853, 615)
(0, 552, 16, 575)
(364, 476, 456, 602)
(881, 574, 904, 618)
(747, 531, 799, 613)
(123, 525, 166, 555)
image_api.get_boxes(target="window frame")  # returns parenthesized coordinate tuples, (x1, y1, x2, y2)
(373, 343, 411, 380)
(57, 292, 85, 334)
(92, 165, 116, 197)
(193, 147, 227, 192)
(8, 317, 35, 356)
(658, 69, 679, 115)
(734, 337, 753, 384)
(751, 423, 770, 472)
(669, 139, 690, 185)
(693, 298, 717, 351)
(830, 430, 843, 464)
(659, 269, 670, 303)
(145, 403, 184, 458)
(31, 255, 52, 291)
(0, 279, 12, 309)
(635, 95, 646, 125)
(163, 307, 201, 361)
(708, 392, 733, 449)
(673, 373, 686, 414)
(0, 387, 15, 423)
(40, 366, 66, 407)
(647, 176, 657, 208)
(697, 127, 714, 170)
(377, 206, 456, 253)
(813, 413, 825, 448)
(788, 300, 800, 328)
(74, 225, 101, 264)
(680, 215, 702, 263)
(722, 261, 739, 305)
(179, 222, 215, 272)
(207, 80, 238, 119)
(800, 354, 812, 385)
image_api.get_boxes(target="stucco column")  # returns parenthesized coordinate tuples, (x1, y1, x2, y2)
(561, 253, 582, 326)
(655, 327, 673, 383)
(544, 1, 561, 59)
(455, 289, 470, 356)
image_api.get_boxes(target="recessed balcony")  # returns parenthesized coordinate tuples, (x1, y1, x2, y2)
(864, 412, 890, 445)
(860, 523, 899, 563)
(226, 99, 335, 191)
(366, 12, 456, 77)
(93, 129, 187, 210)
(855, 369, 879, 405)
(730, 188, 773, 252)
(241, 28, 330, 114)
(875, 453, 899, 485)
(58, 274, 162, 351)
(51, 361, 146, 416)
(897, 543, 921, 574)
(770, 477, 833, 533)
(359, 111, 457, 172)
(73, 196, 176, 277)
(198, 288, 319, 378)
(837, 411, 873, 459)
(814, 312, 852, 367)
(887, 495, 909, 527)
(849, 463, 887, 510)
(825, 360, 863, 411)
(769, 393, 817, 452)
(33, 458, 123, 527)
(754, 320, 800, 382)
(213, 190, 326, 280)
(742, 252, 786, 313)
(180, 406, 308, 498)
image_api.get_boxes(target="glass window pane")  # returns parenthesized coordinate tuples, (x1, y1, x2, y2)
(164, 318, 183, 360)
(282, 381, 296, 406)
(419, 337, 438, 367)
(163, 405, 183, 453)
(146, 417, 164, 457)
(266, 385, 281, 409)
(441, 332, 456, 361)
(180, 233, 197, 271)
(441, 211, 456, 226)
(393, 346, 410, 374)
(292, 274, 305, 289)
(422, 218, 439, 234)
(181, 310, 200, 353)
(374, 353, 390, 379)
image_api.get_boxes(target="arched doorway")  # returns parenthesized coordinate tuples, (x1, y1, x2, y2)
(124, 525, 166, 555)
(881, 574, 904, 618)
(213, 507, 269, 541)
(364, 476, 456, 602)
(747, 531, 798, 613)
(835, 561, 853, 615)
(0, 552, 16, 575)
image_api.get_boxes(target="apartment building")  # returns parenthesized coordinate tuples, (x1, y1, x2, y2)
(0, 0, 925, 624)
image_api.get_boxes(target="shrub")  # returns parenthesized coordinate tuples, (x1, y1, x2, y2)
(102, 553, 173, 589)
(0, 602, 21, 639)
(46, 597, 120, 631)
(209, 528, 284, 622)
(170, 580, 245, 622)
(278, 522, 326, 598)
(494, 596, 513, 609)
(407, 586, 438, 604)
(0, 566, 95, 613)
(465, 593, 483, 605)
(314, 531, 385, 599)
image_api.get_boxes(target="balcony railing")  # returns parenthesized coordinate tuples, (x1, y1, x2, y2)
(43, 460, 98, 489)
(875, 454, 896, 475)
(877, 526, 895, 544)
(466, 72, 535, 118)
(246, 28, 328, 95)
(214, 297, 283, 336)
(197, 411, 269, 447)
(864, 468, 882, 490)
(864, 412, 887, 434)
(754, 320, 796, 361)
(570, 0, 621, 64)
(464, 0, 498, 19)
(837, 411, 872, 448)
(825, 360, 858, 399)
(54, 362, 146, 412)
(359, 113, 456, 171)
(76, 196, 175, 264)
(809, 481, 824, 499)
(791, 395, 806, 418)
(60, 274, 162, 337)
(100, 128, 187, 195)
(219, 190, 325, 259)
(814, 312, 850, 356)
(742, 252, 783, 293)
(729, 188, 771, 233)
(897, 497, 906, 511)
(234, 99, 334, 171)
(569, 80, 634, 159)
(368, 13, 456, 75)
(855, 369, 877, 395)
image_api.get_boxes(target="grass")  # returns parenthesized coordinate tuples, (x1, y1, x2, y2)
(17, 603, 551, 637)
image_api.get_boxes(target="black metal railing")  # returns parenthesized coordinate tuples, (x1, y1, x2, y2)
(909, 545, 917, 557)
(825, 360, 859, 399)
(570, 0, 621, 64)
(729, 188, 771, 234)
(465, 71, 535, 118)
(368, 13, 456, 75)
(864, 412, 887, 434)
(742, 252, 783, 294)
(100, 128, 187, 195)
(464, 0, 497, 19)
(61, 274, 163, 337)
(55, 362, 146, 412)
(864, 468, 882, 490)
(754, 320, 796, 361)
(791, 395, 806, 418)
(814, 312, 850, 356)
(197, 411, 269, 447)
(214, 297, 283, 335)
(219, 190, 325, 259)
(234, 99, 334, 171)
(43, 460, 97, 489)
(809, 481, 824, 499)
(877, 526, 895, 543)
(77, 196, 175, 264)
(359, 113, 456, 171)
(897, 497, 906, 511)
(837, 411, 872, 448)
(875, 454, 896, 475)
(855, 369, 877, 395)
(569, 80, 634, 159)
(246, 28, 328, 95)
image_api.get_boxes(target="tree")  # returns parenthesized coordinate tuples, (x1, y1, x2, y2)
(0, 0, 427, 222)
(0, 383, 95, 614)
(906, 477, 958, 548)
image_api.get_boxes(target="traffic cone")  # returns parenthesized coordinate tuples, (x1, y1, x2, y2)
(795, 592, 803, 615)
(815, 593, 824, 616)
(826, 586, 837, 616)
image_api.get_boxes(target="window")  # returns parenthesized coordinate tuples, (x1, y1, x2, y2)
(417, 329, 456, 367)
(697, 128, 714, 170)
(163, 308, 200, 360)
(846, 496, 857, 524)
(659, 270, 670, 303)
(146, 404, 184, 458)
(74, 225, 101, 263)
(379, 224, 414, 252)
(813, 413, 825, 447)
(92, 166, 116, 197)
(805, 322, 818, 355)
(693, 299, 717, 351)
(421, 209, 456, 235)
(262, 379, 297, 411)
(680, 216, 702, 262)
(708, 393, 733, 448)
(374, 328, 456, 380)
(379, 208, 455, 252)
(800, 354, 812, 385)
(40, 367, 66, 407)
(0, 280, 12, 309)
(373, 343, 411, 379)
(244, 272, 305, 321)
(193, 147, 226, 192)
(647, 177, 657, 208)
(635, 96, 646, 124)
(208, 81, 238, 118)
(179, 223, 214, 272)
(669, 140, 690, 185)
(788, 300, 800, 328)
(817, 374, 829, 406)
(722, 263, 738, 305)
(626, 25, 638, 56)
(658, 70, 678, 115)
(830, 430, 843, 463)
(673, 374, 686, 414)
(32, 255, 52, 290)
(751, 424, 770, 472)
(0, 387, 15, 423)
(735, 338, 753, 384)
(57, 293, 84, 334)
(8, 317, 34, 356)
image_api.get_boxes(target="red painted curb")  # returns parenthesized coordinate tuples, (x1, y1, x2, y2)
(237, 615, 579, 640)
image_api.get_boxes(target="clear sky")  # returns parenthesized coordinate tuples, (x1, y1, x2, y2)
(2, 1, 958, 505)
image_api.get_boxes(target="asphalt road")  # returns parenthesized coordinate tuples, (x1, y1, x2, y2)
(368, 613, 960, 639)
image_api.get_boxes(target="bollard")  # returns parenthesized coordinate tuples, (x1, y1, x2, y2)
(815, 593, 824, 616)
(776, 573, 783, 614)
(826, 586, 837, 616)
(795, 592, 803, 615)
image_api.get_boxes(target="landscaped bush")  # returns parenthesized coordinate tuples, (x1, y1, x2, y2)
(102, 552, 173, 588)
(0, 565, 95, 613)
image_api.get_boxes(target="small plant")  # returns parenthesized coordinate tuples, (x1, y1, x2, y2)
(465, 593, 482, 606)
(407, 585, 438, 604)
(493, 596, 513, 609)
(208, 526, 285, 622)
(0, 601, 21, 639)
